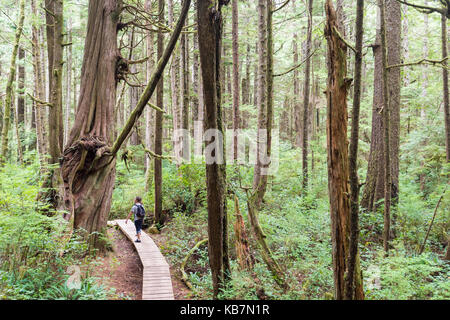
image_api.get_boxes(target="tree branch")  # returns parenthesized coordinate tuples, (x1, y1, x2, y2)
(387, 57, 449, 69)
(272, 0, 290, 13)
(395, 0, 448, 17)
(333, 26, 356, 54)
(110, 0, 191, 157)
(27, 92, 53, 107)
(273, 47, 318, 77)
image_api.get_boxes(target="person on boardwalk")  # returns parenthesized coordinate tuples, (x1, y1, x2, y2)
(126, 196, 146, 243)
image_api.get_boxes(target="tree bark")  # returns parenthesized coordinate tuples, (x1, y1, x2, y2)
(325, 0, 362, 300)
(197, 0, 229, 299)
(232, 0, 240, 160)
(379, 0, 392, 253)
(0, 0, 25, 164)
(168, 0, 181, 135)
(253, 0, 268, 207)
(442, 14, 450, 163)
(154, 0, 165, 225)
(65, 17, 73, 144)
(17, 47, 25, 125)
(31, 0, 48, 167)
(361, 0, 400, 211)
(346, 0, 365, 301)
(47, 0, 64, 164)
(292, 0, 301, 148)
(61, 0, 123, 247)
(302, 0, 313, 190)
(145, 0, 155, 192)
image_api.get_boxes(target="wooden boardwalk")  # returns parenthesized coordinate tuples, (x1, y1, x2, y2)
(112, 219, 174, 300)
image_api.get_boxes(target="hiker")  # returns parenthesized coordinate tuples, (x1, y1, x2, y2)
(126, 196, 146, 243)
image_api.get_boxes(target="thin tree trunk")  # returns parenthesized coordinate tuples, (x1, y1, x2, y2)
(17, 47, 25, 125)
(192, 1, 200, 128)
(14, 96, 24, 165)
(346, 0, 365, 301)
(253, 0, 268, 207)
(181, 27, 190, 136)
(154, 0, 165, 225)
(442, 14, 450, 163)
(145, 0, 155, 192)
(65, 17, 73, 145)
(379, 0, 392, 253)
(232, 0, 240, 160)
(302, 0, 313, 190)
(168, 0, 180, 135)
(0, 0, 25, 164)
(128, 29, 139, 146)
(31, 0, 48, 165)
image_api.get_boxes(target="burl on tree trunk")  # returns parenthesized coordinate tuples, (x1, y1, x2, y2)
(60, 0, 191, 249)
(60, 0, 124, 247)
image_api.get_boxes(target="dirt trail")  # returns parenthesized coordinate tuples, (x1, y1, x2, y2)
(92, 226, 190, 300)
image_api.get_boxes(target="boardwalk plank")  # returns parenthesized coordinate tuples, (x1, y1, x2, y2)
(112, 219, 174, 300)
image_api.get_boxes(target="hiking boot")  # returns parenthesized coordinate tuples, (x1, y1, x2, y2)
(135, 239, 141, 243)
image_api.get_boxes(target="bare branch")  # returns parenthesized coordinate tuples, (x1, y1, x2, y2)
(395, 0, 448, 17)
(273, 47, 318, 77)
(387, 56, 449, 69)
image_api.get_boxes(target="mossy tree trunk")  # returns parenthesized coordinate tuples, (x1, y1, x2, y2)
(346, 0, 365, 301)
(302, 0, 313, 190)
(61, 0, 123, 248)
(197, 0, 230, 299)
(154, 0, 165, 225)
(325, 0, 364, 300)
(0, 0, 25, 165)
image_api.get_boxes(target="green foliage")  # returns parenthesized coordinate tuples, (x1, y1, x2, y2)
(364, 249, 450, 300)
(0, 158, 111, 300)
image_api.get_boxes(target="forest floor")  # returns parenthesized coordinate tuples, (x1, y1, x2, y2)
(90, 226, 190, 300)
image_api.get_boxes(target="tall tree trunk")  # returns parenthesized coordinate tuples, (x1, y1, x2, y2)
(47, 0, 64, 164)
(346, 0, 365, 301)
(253, 0, 268, 207)
(325, 0, 358, 300)
(442, 14, 450, 163)
(0, 0, 25, 164)
(168, 0, 180, 136)
(232, 0, 240, 160)
(292, 0, 301, 148)
(361, 0, 400, 212)
(192, 1, 200, 128)
(31, 0, 48, 166)
(181, 25, 190, 139)
(154, 0, 165, 225)
(128, 29, 139, 146)
(42, 0, 65, 208)
(145, 0, 155, 192)
(14, 94, 24, 165)
(17, 47, 25, 125)
(302, 0, 313, 190)
(421, 0, 429, 119)
(61, 0, 123, 248)
(65, 17, 73, 144)
(197, 0, 229, 299)
(379, 0, 392, 253)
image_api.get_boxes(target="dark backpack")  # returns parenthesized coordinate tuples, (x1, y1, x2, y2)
(135, 204, 145, 219)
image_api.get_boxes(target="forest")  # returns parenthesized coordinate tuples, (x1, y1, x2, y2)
(0, 0, 449, 301)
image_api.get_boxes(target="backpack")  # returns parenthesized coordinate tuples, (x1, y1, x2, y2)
(135, 204, 145, 219)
